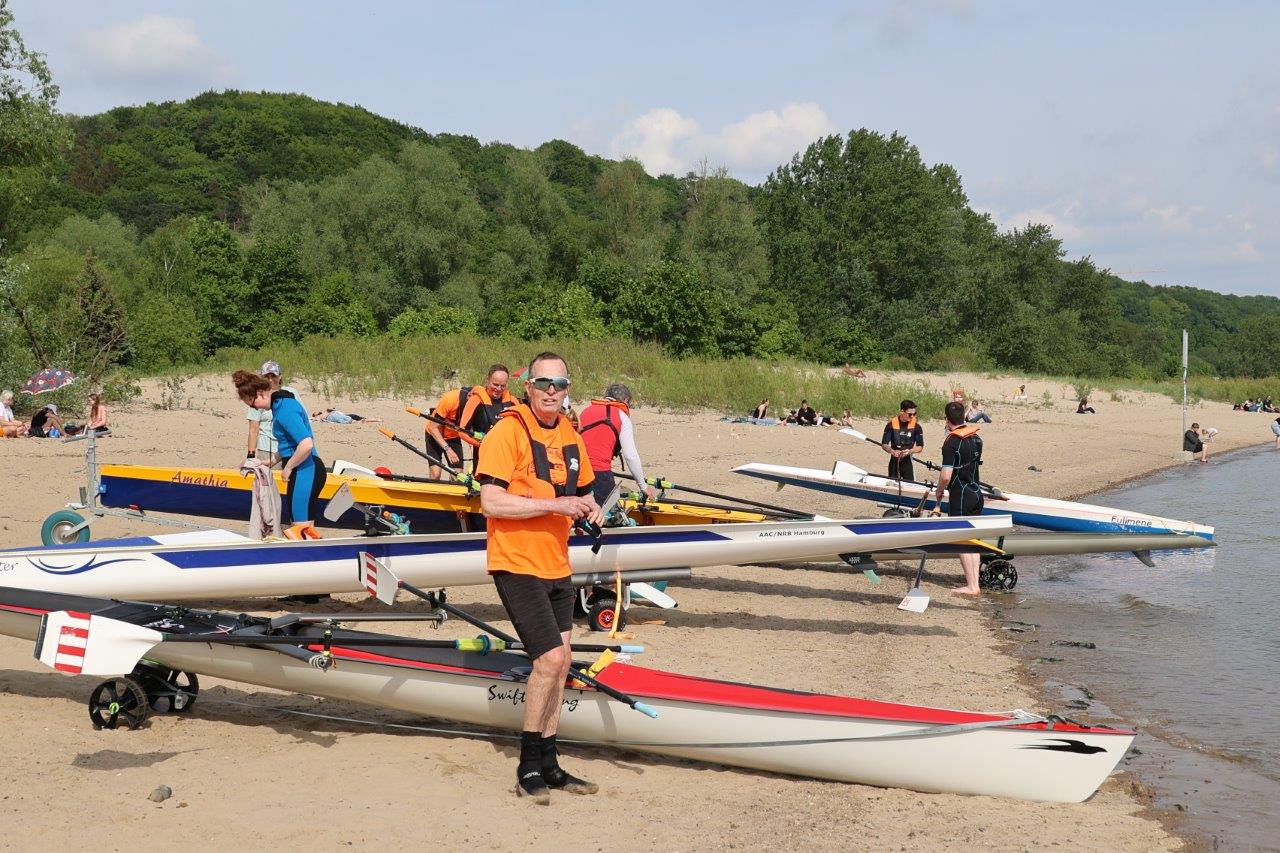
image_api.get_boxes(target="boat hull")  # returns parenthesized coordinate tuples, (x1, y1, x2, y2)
(0, 515, 1014, 601)
(0, 589, 1133, 803)
(99, 464, 768, 532)
(735, 462, 1214, 540)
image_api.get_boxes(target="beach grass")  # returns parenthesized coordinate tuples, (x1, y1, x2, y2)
(203, 333, 948, 419)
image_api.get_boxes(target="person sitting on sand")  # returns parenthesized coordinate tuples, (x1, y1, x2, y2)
(86, 393, 109, 435)
(795, 400, 817, 426)
(1184, 422, 1207, 463)
(840, 409, 855, 428)
(0, 390, 28, 437)
(1076, 398, 1096, 414)
(750, 399, 769, 419)
(1012, 384, 1029, 402)
(29, 403, 65, 438)
(965, 400, 992, 424)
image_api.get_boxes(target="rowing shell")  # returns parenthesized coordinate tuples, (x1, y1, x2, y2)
(735, 461, 1214, 540)
(98, 463, 769, 533)
(0, 587, 1133, 803)
(0, 514, 1014, 601)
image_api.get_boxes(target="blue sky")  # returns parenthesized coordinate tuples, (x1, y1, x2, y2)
(12, 1, 1280, 297)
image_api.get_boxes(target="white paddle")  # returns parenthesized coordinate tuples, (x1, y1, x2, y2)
(323, 483, 357, 523)
(35, 611, 163, 676)
(359, 551, 399, 605)
(897, 553, 931, 614)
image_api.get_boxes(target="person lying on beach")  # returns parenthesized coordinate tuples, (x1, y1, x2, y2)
(0, 390, 28, 437)
(310, 408, 381, 424)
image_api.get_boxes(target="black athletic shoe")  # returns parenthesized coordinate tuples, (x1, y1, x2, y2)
(543, 766, 599, 795)
(515, 770, 551, 804)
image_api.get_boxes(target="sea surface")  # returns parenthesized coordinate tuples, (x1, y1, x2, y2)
(1000, 446, 1280, 851)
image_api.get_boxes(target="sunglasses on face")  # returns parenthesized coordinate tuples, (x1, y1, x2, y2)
(529, 376, 572, 392)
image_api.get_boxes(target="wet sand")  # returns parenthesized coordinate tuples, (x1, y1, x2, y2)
(0, 370, 1267, 850)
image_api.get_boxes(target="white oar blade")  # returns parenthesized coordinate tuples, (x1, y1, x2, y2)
(897, 589, 931, 614)
(35, 611, 162, 676)
(359, 551, 399, 605)
(628, 582, 677, 609)
(839, 427, 870, 443)
(324, 483, 357, 523)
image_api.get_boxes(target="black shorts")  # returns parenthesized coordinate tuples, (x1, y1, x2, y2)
(888, 457, 915, 482)
(492, 572, 575, 660)
(947, 484, 984, 517)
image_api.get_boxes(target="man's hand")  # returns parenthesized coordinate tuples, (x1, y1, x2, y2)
(550, 495, 596, 520)
(445, 448, 460, 465)
(643, 485, 657, 501)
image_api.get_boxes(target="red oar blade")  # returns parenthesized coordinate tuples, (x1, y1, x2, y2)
(35, 611, 162, 676)
(359, 551, 399, 605)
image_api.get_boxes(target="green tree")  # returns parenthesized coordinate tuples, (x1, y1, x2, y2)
(186, 218, 251, 353)
(613, 260, 721, 356)
(388, 305, 479, 337)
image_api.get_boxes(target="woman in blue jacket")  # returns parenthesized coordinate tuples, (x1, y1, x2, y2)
(233, 369, 327, 540)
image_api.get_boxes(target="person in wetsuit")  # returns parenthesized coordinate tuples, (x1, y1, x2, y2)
(233, 369, 327, 540)
(933, 400, 985, 595)
(881, 399, 923, 481)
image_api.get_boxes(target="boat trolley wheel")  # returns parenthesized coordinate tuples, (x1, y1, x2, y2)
(41, 510, 90, 546)
(979, 558, 1018, 591)
(133, 663, 200, 713)
(587, 598, 625, 633)
(88, 676, 150, 731)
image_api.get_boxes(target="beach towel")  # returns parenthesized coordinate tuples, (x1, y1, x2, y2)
(242, 459, 282, 539)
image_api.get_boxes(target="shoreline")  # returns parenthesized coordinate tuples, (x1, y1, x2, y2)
(0, 369, 1260, 849)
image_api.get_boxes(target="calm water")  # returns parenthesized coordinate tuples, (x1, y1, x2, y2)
(1002, 446, 1280, 851)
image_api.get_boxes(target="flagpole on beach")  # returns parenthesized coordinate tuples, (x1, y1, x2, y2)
(1181, 328, 1189, 436)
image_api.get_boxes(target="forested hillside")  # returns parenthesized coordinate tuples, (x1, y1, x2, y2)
(4, 88, 1279, 393)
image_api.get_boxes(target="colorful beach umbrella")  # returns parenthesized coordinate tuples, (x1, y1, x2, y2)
(23, 368, 78, 395)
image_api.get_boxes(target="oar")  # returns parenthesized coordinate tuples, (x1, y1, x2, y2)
(897, 553, 931, 614)
(359, 552, 658, 717)
(405, 406, 484, 442)
(840, 428, 1006, 500)
(619, 490, 797, 520)
(34, 610, 640, 680)
(378, 427, 478, 491)
(613, 471, 812, 519)
(322, 483, 408, 533)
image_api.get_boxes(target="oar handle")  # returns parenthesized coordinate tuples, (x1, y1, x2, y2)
(406, 406, 484, 441)
(380, 428, 477, 489)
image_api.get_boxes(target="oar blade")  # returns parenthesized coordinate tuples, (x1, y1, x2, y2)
(324, 483, 357, 523)
(897, 588, 931, 613)
(628, 581, 677, 609)
(359, 551, 399, 605)
(839, 427, 871, 443)
(35, 611, 162, 676)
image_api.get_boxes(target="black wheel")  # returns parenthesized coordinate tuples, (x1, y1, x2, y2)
(979, 559, 1018, 591)
(41, 510, 90, 546)
(587, 598, 625, 633)
(88, 677, 149, 730)
(137, 666, 199, 713)
(881, 508, 910, 518)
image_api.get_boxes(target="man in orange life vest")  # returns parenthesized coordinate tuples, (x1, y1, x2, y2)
(932, 400, 985, 595)
(578, 383, 657, 508)
(476, 351, 603, 803)
(881, 399, 924, 481)
(424, 364, 514, 477)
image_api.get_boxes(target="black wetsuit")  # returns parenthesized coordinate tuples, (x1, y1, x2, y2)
(940, 428, 984, 516)
(882, 416, 923, 481)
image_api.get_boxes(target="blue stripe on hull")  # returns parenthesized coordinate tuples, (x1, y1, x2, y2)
(99, 474, 483, 535)
(742, 473, 1210, 539)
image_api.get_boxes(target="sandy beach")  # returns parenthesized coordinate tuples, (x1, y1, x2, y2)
(0, 370, 1268, 851)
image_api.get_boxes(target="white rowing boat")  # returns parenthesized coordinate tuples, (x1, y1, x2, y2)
(0, 514, 1013, 600)
(0, 585, 1134, 803)
(735, 461, 1214, 539)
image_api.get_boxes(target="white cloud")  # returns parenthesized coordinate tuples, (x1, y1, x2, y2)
(74, 16, 234, 85)
(1143, 203, 1205, 235)
(995, 206, 1090, 243)
(609, 102, 834, 178)
(1232, 241, 1263, 262)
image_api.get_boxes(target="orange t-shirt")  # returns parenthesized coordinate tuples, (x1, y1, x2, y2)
(458, 387, 516, 447)
(430, 388, 463, 440)
(476, 407, 595, 580)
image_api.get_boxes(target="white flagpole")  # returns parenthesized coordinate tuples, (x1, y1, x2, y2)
(1181, 329, 1189, 436)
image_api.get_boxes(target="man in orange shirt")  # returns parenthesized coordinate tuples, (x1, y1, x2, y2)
(477, 351, 603, 804)
(424, 365, 515, 477)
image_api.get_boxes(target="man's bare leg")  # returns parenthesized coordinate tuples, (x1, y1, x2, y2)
(952, 552, 981, 595)
(515, 644, 568, 804)
(537, 632, 598, 795)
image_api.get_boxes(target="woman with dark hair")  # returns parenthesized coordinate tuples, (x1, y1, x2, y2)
(233, 369, 327, 541)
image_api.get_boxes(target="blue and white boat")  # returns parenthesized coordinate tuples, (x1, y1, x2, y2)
(0, 514, 1013, 601)
(734, 461, 1214, 540)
